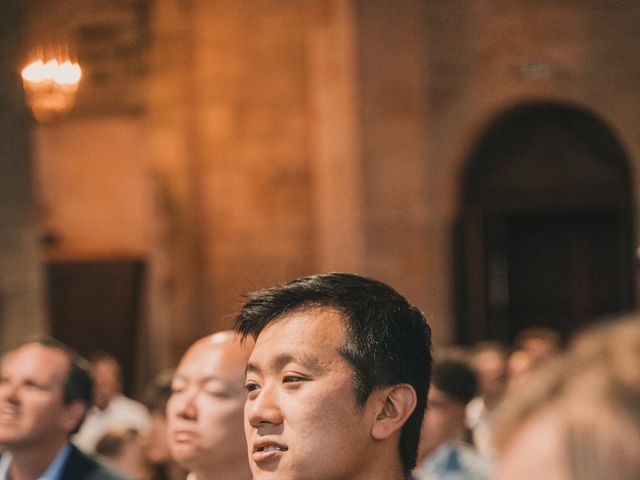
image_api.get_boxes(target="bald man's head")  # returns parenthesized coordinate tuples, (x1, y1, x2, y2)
(167, 331, 253, 478)
(181, 332, 252, 384)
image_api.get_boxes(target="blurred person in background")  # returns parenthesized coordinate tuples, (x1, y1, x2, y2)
(505, 349, 533, 389)
(414, 358, 491, 480)
(0, 338, 129, 480)
(74, 352, 150, 454)
(167, 331, 253, 480)
(513, 326, 561, 367)
(506, 326, 561, 390)
(465, 342, 508, 458)
(494, 315, 640, 480)
(142, 371, 186, 480)
(95, 428, 149, 479)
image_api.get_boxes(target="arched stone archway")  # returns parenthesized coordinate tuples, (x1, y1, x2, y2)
(455, 102, 635, 344)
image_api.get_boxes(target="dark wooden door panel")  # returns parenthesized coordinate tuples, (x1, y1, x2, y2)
(46, 258, 145, 396)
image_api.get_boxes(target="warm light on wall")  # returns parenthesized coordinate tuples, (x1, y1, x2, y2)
(21, 56, 82, 123)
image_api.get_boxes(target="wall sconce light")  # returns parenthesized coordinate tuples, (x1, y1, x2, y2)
(21, 47, 81, 123)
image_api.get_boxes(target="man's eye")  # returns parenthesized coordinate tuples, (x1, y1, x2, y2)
(205, 390, 230, 398)
(22, 380, 50, 391)
(245, 382, 260, 393)
(282, 375, 307, 383)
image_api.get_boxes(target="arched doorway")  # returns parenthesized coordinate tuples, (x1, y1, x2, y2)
(455, 102, 635, 344)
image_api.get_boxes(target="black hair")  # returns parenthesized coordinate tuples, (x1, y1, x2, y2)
(143, 369, 174, 414)
(24, 336, 93, 406)
(234, 272, 432, 475)
(431, 359, 477, 405)
(95, 428, 140, 458)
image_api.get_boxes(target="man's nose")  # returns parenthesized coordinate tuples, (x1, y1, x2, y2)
(174, 390, 198, 421)
(246, 383, 283, 428)
(0, 381, 21, 405)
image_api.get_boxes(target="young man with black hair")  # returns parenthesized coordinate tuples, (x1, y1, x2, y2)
(235, 272, 432, 480)
(0, 338, 128, 480)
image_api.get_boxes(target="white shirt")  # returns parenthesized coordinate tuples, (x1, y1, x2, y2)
(73, 394, 150, 453)
(0, 443, 72, 480)
(465, 397, 496, 459)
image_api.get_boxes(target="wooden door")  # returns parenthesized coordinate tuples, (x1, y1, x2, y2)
(503, 210, 630, 341)
(46, 258, 145, 395)
(457, 102, 635, 344)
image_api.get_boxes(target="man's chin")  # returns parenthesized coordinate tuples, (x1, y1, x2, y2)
(170, 449, 201, 471)
(251, 461, 290, 479)
(0, 431, 20, 444)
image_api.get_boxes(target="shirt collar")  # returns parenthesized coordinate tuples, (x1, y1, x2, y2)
(0, 443, 72, 480)
(0, 451, 11, 480)
(415, 441, 457, 477)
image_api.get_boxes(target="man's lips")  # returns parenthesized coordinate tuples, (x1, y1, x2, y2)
(252, 441, 288, 462)
(171, 429, 198, 443)
(0, 408, 19, 423)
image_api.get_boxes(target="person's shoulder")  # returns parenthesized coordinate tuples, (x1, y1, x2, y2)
(112, 394, 148, 412)
(84, 464, 133, 480)
(63, 445, 132, 480)
(109, 394, 150, 420)
(452, 443, 492, 480)
(82, 465, 133, 480)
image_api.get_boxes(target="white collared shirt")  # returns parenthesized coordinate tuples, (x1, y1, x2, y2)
(0, 443, 72, 480)
(73, 394, 150, 453)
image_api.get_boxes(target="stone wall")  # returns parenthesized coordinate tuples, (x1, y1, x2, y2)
(0, 1, 48, 352)
(420, 0, 640, 344)
(6, 0, 640, 376)
(146, 0, 366, 367)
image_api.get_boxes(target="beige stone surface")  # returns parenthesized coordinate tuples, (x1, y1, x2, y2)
(3, 0, 640, 380)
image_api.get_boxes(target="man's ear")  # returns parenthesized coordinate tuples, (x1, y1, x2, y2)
(371, 384, 417, 440)
(61, 401, 88, 434)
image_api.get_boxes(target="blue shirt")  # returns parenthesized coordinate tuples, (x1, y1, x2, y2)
(414, 442, 492, 480)
(0, 443, 72, 480)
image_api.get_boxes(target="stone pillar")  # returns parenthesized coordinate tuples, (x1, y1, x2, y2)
(146, 0, 203, 369)
(146, 0, 364, 369)
(308, 0, 365, 273)
(0, 0, 48, 351)
(355, 1, 451, 341)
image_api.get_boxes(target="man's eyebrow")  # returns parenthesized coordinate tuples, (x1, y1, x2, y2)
(245, 352, 323, 377)
(199, 375, 227, 384)
(23, 376, 59, 389)
(172, 373, 225, 383)
(245, 362, 260, 377)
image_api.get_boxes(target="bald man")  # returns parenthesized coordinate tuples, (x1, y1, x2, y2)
(167, 331, 253, 480)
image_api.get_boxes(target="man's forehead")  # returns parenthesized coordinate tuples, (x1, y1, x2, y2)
(177, 342, 246, 377)
(246, 350, 324, 373)
(429, 386, 465, 408)
(1, 344, 69, 380)
(257, 307, 346, 337)
(9, 343, 67, 361)
(428, 386, 449, 402)
(249, 309, 347, 366)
